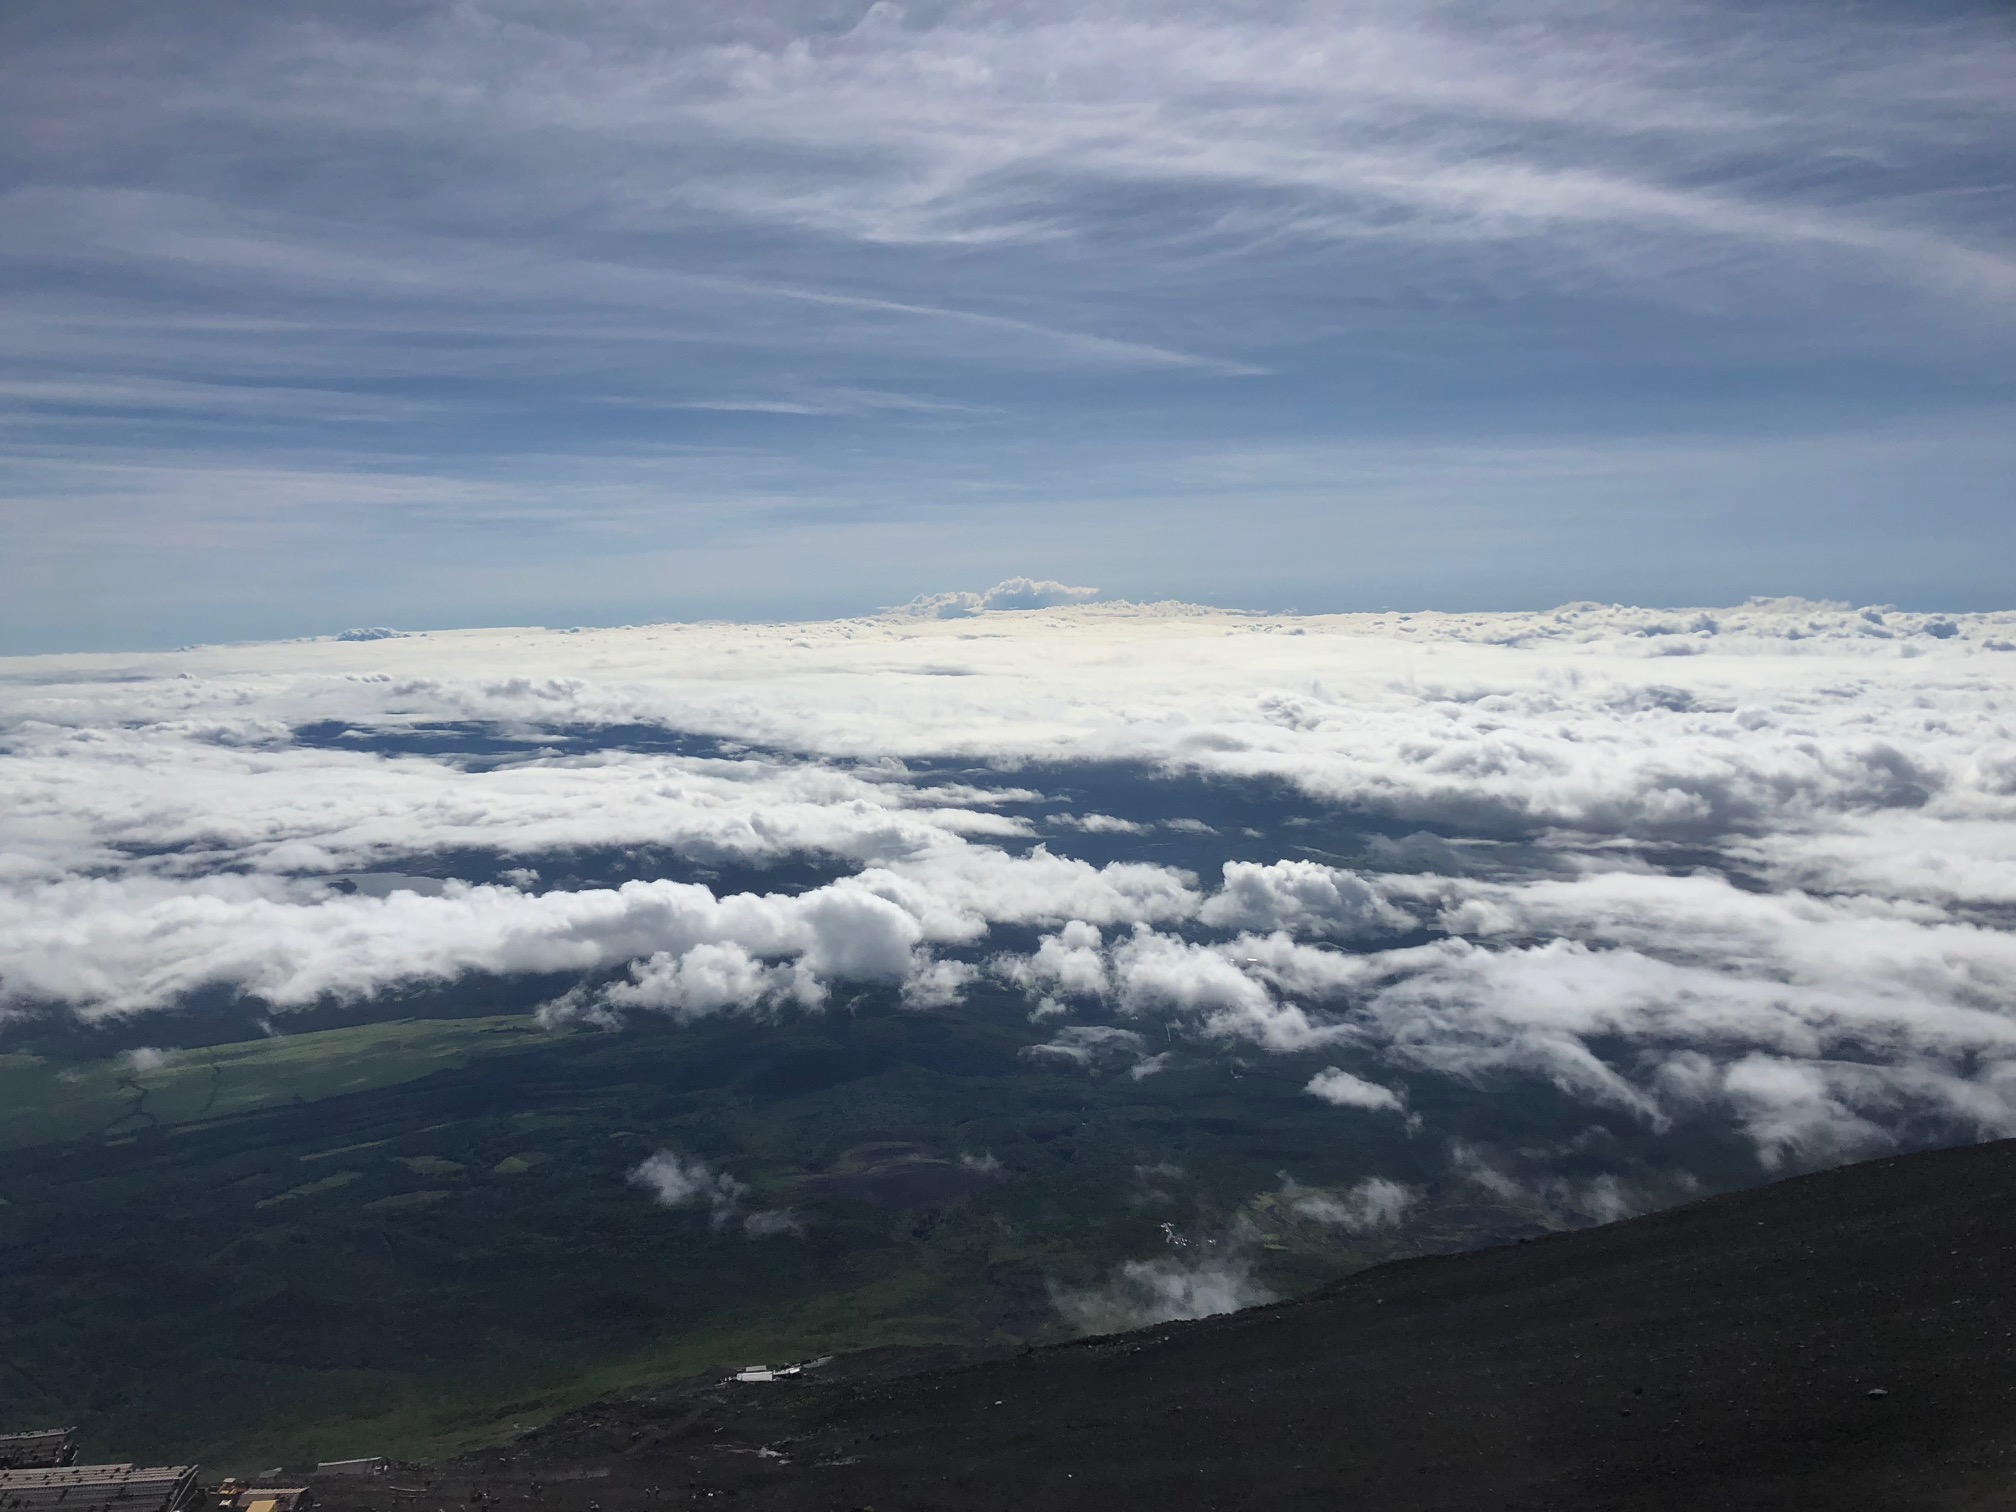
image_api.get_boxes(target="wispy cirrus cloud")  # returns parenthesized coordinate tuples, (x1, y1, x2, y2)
(1, 1, 2011, 646)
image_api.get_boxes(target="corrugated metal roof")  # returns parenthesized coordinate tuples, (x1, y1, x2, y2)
(0, 1436, 75, 1471)
(0, 1463, 199, 1512)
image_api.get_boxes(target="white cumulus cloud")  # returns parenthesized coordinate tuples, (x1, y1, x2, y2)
(890, 578, 1101, 618)
(1305, 1067, 1407, 1115)
(1199, 859, 1414, 937)
(1052, 1255, 1274, 1335)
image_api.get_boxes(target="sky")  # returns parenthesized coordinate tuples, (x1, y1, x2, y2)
(2, 0, 2013, 652)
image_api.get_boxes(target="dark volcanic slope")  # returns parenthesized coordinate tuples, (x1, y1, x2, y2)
(439, 1140, 2016, 1511)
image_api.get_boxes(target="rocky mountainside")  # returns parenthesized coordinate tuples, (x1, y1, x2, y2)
(336, 1137, 2016, 1510)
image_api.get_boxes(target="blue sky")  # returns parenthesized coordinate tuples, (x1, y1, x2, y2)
(3, 0, 2012, 651)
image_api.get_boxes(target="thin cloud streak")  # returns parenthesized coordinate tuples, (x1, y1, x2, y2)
(0, 1, 2010, 643)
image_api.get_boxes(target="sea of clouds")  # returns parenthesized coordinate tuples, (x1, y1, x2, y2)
(6, 586, 2016, 1188)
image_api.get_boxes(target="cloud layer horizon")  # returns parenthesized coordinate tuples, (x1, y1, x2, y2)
(8, 591, 2016, 1203)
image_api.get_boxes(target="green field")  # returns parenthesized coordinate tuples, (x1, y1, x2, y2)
(0, 1016, 561, 1151)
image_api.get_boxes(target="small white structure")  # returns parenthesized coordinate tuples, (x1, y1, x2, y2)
(731, 1355, 828, 1384)
(312, 1460, 388, 1478)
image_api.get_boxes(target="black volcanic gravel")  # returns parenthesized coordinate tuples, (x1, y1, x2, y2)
(345, 1139, 2016, 1510)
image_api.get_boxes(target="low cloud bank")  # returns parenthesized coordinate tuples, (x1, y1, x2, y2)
(9, 599, 2013, 897)
(5, 598, 2016, 1174)
(993, 863, 2016, 1164)
(0, 841, 1211, 1019)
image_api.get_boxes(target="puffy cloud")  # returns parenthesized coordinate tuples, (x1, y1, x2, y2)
(1447, 1143, 1643, 1225)
(1655, 1051, 2016, 1172)
(1001, 925, 1355, 1054)
(739, 1208, 806, 1238)
(994, 856, 2016, 1162)
(0, 872, 934, 1018)
(1192, 866, 2016, 1157)
(997, 920, 1111, 1000)
(865, 846, 1198, 939)
(629, 1149, 799, 1238)
(1281, 1175, 1417, 1232)
(1052, 1255, 1274, 1335)
(629, 1150, 748, 1230)
(1304, 1067, 1406, 1115)
(1382, 870, 2016, 1079)
(1102, 931, 1266, 1018)
(900, 957, 979, 1009)
(1198, 859, 1413, 937)
(0, 845, 1200, 1020)
(1734, 814, 2016, 911)
(1716, 1056, 1888, 1171)
(599, 943, 826, 1019)
(0, 723, 1031, 889)
(891, 579, 1101, 619)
